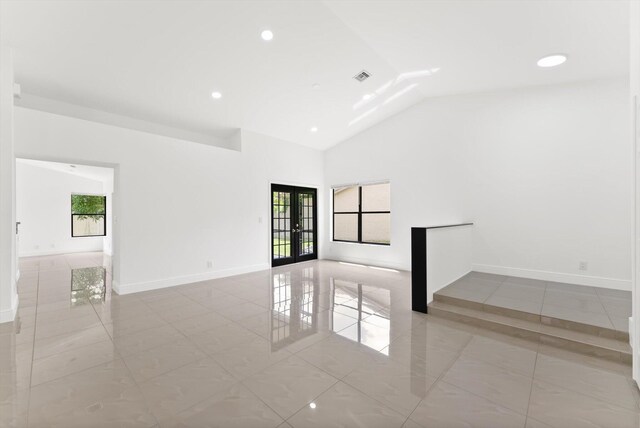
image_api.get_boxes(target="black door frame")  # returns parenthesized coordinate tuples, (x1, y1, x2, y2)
(271, 184, 318, 267)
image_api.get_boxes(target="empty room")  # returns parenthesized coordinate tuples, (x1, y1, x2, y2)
(1, 1, 639, 427)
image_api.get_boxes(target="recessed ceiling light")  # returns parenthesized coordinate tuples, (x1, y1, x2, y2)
(309, 403, 317, 409)
(261, 30, 274, 41)
(362, 94, 372, 101)
(310, 127, 318, 133)
(537, 54, 567, 68)
(211, 91, 222, 99)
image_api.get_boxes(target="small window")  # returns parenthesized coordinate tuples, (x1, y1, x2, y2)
(71, 194, 106, 237)
(333, 182, 390, 245)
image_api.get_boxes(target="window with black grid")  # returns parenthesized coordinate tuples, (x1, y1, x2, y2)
(332, 182, 390, 245)
(71, 194, 106, 237)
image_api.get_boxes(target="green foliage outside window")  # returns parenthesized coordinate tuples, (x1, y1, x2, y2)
(273, 192, 290, 214)
(71, 195, 106, 222)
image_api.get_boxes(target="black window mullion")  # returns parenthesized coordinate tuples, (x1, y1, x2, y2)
(357, 186, 362, 243)
(332, 183, 391, 246)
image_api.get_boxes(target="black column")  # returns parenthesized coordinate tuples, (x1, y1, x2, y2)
(411, 227, 428, 313)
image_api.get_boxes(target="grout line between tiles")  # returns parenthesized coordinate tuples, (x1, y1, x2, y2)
(278, 378, 345, 425)
(402, 326, 474, 426)
(524, 350, 540, 419)
(24, 269, 40, 428)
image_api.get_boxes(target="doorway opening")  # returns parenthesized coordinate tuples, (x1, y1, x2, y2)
(16, 158, 116, 299)
(271, 184, 317, 267)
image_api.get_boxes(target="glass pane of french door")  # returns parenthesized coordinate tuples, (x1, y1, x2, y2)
(272, 190, 292, 261)
(298, 191, 315, 257)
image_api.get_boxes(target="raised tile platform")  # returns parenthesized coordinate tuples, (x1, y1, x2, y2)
(429, 272, 631, 364)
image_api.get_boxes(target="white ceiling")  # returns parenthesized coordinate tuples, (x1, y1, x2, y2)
(1, 1, 629, 150)
(17, 158, 114, 183)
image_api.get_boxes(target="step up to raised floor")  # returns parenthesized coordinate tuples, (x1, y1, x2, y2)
(429, 278, 632, 365)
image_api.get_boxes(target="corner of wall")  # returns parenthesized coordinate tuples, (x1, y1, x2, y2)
(0, 46, 18, 324)
(0, 293, 18, 324)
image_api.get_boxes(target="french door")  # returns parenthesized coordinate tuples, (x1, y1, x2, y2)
(271, 184, 317, 267)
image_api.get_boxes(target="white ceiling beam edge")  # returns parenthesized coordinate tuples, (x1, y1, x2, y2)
(14, 93, 242, 152)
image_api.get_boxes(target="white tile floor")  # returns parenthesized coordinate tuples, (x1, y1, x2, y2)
(1, 253, 639, 427)
(438, 272, 631, 334)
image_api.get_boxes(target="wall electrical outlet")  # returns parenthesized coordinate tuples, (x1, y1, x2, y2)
(579, 261, 588, 271)
(207, 260, 213, 269)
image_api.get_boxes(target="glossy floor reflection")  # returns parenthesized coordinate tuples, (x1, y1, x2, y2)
(2, 253, 639, 427)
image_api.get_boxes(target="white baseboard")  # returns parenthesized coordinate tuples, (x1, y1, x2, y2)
(472, 263, 631, 291)
(113, 263, 271, 295)
(325, 256, 408, 272)
(20, 247, 103, 258)
(0, 293, 19, 324)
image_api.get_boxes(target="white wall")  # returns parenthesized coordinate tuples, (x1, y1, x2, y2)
(16, 162, 107, 256)
(470, 79, 631, 289)
(629, 0, 640, 383)
(103, 177, 114, 256)
(322, 95, 471, 270)
(0, 46, 18, 323)
(12, 78, 630, 296)
(324, 78, 631, 289)
(14, 107, 324, 294)
(426, 225, 473, 303)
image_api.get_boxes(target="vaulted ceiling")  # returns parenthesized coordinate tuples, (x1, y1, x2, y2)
(0, 1, 629, 150)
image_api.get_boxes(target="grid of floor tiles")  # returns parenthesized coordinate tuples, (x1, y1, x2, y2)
(1, 254, 639, 427)
(438, 272, 631, 335)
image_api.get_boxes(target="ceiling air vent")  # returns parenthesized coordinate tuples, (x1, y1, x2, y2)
(353, 70, 371, 82)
